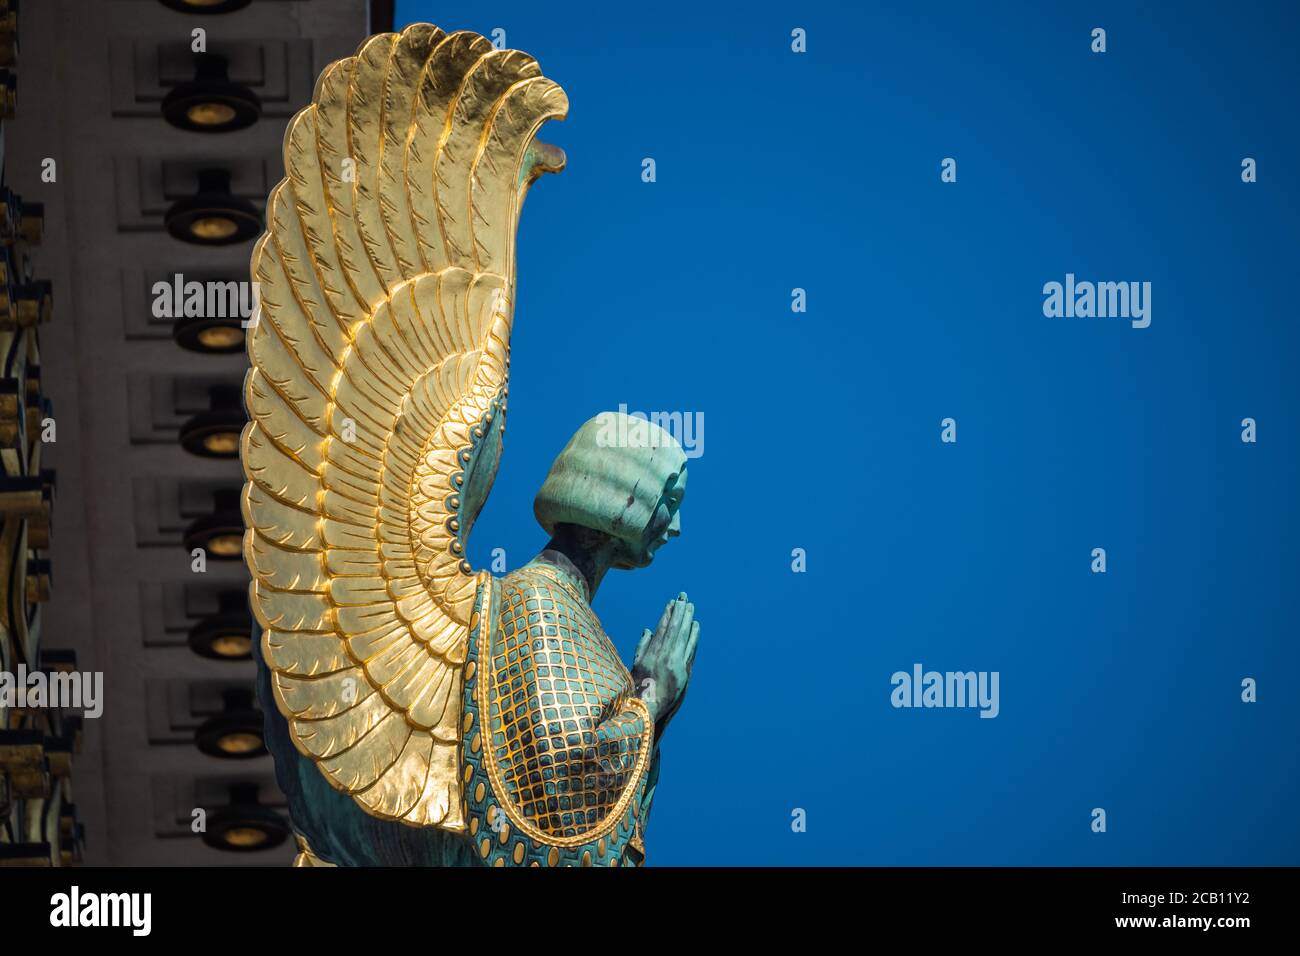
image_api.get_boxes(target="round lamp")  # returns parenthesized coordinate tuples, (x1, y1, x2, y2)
(162, 53, 261, 133)
(164, 168, 261, 246)
(196, 688, 266, 759)
(183, 488, 244, 559)
(189, 590, 254, 661)
(202, 782, 289, 852)
(179, 384, 245, 459)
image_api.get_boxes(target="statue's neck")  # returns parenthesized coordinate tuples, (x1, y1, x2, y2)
(534, 524, 618, 601)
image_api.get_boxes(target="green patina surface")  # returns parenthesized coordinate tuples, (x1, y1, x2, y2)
(257, 411, 697, 866)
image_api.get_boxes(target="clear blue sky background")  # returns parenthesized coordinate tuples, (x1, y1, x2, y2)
(397, 0, 1300, 865)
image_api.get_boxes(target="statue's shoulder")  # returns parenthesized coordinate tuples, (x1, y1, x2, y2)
(491, 563, 595, 637)
(498, 563, 587, 606)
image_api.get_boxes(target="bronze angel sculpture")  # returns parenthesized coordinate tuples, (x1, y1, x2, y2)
(240, 24, 699, 866)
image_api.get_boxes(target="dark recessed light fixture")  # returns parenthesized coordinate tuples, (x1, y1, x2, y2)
(189, 590, 254, 661)
(202, 782, 289, 852)
(196, 688, 266, 759)
(179, 384, 245, 458)
(158, 0, 253, 13)
(183, 488, 243, 559)
(162, 53, 261, 133)
(172, 307, 246, 354)
(164, 168, 261, 246)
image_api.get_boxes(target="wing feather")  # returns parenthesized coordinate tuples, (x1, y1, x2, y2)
(243, 24, 567, 830)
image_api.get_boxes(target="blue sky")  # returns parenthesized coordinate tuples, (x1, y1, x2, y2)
(398, 0, 1300, 864)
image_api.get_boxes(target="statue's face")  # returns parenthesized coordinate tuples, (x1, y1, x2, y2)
(615, 467, 687, 569)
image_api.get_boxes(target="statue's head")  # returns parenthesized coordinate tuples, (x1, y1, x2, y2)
(534, 412, 688, 569)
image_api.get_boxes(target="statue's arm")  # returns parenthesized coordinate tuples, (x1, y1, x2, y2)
(574, 697, 657, 863)
(582, 704, 652, 789)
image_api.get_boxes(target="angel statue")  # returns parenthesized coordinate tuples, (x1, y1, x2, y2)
(239, 24, 699, 867)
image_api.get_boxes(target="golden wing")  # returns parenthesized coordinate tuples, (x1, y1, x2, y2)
(240, 24, 567, 829)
